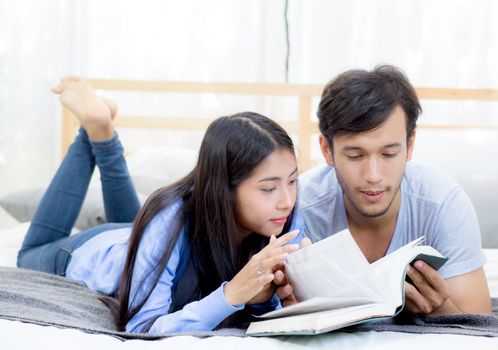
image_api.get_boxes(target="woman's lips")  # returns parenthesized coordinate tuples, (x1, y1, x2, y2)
(271, 216, 288, 225)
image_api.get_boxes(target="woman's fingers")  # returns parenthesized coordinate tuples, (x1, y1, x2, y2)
(258, 230, 299, 258)
(224, 261, 275, 306)
(300, 237, 312, 248)
(256, 253, 289, 274)
(268, 230, 299, 248)
(256, 244, 297, 267)
(225, 231, 304, 306)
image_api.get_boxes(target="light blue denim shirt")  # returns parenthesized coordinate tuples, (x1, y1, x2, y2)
(66, 200, 303, 334)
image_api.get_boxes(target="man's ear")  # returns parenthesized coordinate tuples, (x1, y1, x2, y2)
(406, 130, 416, 161)
(319, 134, 335, 166)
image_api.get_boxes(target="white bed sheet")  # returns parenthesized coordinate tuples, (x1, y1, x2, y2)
(2, 319, 498, 350)
(1, 222, 498, 349)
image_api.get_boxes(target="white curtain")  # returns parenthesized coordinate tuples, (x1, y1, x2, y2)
(1, 0, 498, 196)
(0, 0, 290, 195)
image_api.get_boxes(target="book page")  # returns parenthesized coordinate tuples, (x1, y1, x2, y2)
(248, 302, 397, 335)
(286, 255, 384, 302)
(371, 241, 447, 306)
(285, 229, 385, 304)
(259, 295, 377, 318)
(369, 237, 425, 289)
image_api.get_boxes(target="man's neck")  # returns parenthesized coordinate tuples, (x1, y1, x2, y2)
(345, 191, 401, 263)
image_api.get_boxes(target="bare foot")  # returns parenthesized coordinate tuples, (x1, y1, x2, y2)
(102, 97, 118, 121)
(52, 77, 115, 141)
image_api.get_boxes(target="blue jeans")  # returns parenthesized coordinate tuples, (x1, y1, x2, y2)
(17, 128, 140, 275)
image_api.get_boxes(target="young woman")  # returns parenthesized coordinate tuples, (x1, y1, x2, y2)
(17, 77, 303, 334)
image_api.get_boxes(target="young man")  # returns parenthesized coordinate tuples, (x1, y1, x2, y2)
(277, 65, 491, 315)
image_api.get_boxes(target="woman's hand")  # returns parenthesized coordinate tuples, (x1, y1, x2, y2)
(223, 230, 300, 306)
(273, 237, 312, 307)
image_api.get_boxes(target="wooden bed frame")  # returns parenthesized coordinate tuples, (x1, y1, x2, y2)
(61, 80, 498, 171)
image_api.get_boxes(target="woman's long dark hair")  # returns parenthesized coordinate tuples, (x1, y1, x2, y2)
(115, 112, 296, 331)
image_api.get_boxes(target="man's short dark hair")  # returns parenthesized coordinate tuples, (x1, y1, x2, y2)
(317, 65, 422, 147)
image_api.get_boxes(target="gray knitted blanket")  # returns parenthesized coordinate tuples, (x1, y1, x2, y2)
(0, 267, 242, 340)
(0, 266, 497, 339)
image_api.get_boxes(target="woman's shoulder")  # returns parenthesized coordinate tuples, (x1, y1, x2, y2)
(137, 198, 189, 264)
(150, 198, 184, 224)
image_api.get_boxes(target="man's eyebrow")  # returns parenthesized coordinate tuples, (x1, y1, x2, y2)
(258, 167, 298, 183)
(342, 143, 402, 151)
(342, 146, 363, 152)
(382, 142, 402, 149)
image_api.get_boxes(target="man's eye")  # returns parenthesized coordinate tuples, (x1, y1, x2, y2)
(383, 153, 398, 158)
(346, 155, 363, 160)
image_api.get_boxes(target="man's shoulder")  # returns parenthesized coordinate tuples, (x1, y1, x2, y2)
(299, 164, 339, 208)
(402, 161, 461, 205)
(298, 165, 346, 242)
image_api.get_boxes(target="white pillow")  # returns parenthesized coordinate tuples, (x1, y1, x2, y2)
(0, 222, 31, 267)
(126, 147, 198, 195)
(0, 147, 196, 230)
(483, 249, 498, 298)
(0, 186, 148, 231)
(454, 175, 498, 249)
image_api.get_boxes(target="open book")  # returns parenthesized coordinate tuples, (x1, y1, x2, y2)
(246, 229, 448, 336)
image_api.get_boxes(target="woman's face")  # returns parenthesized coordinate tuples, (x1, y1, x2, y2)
(234, 149, 298, 239)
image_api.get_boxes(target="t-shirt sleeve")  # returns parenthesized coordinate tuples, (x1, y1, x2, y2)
(430, 186, 487, 279)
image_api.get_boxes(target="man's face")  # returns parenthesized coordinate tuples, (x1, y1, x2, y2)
(320, 105, 415, 219)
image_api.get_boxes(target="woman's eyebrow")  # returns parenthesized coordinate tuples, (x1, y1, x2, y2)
(288, 167, 298, 177)
(258, 167, 298, 183)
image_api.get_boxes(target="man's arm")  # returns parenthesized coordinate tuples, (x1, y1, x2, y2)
(403, 177, 491, 315)
(405, 260, 491, 315)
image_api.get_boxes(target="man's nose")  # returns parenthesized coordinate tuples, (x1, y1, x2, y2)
(364, 158, 382, 184)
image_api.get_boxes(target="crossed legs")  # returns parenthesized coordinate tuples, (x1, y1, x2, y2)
(17, 78, 140, 274)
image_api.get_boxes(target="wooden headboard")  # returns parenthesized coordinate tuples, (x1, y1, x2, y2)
(61, 80, 498, 171)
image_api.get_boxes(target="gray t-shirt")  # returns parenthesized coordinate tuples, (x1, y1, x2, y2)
(298, 161, 486, 279)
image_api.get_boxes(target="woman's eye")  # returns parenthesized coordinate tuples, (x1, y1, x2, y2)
(383, 153, 398, 158)
(289, 179, 297, 185)
(261, 188, 276, 193)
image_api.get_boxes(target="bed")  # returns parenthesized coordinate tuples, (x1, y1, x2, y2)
(1, 80, 498, 349)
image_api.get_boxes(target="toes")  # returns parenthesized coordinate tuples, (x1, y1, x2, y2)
(60, 76, 82, 87)
(50, 84, 64, 94)
(52, 76, 81, 94)
(63, 76, 81, 82)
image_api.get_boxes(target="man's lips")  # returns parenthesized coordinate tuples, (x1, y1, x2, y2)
(360, 190, 385, 202)
(270, 216, 288, 225)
